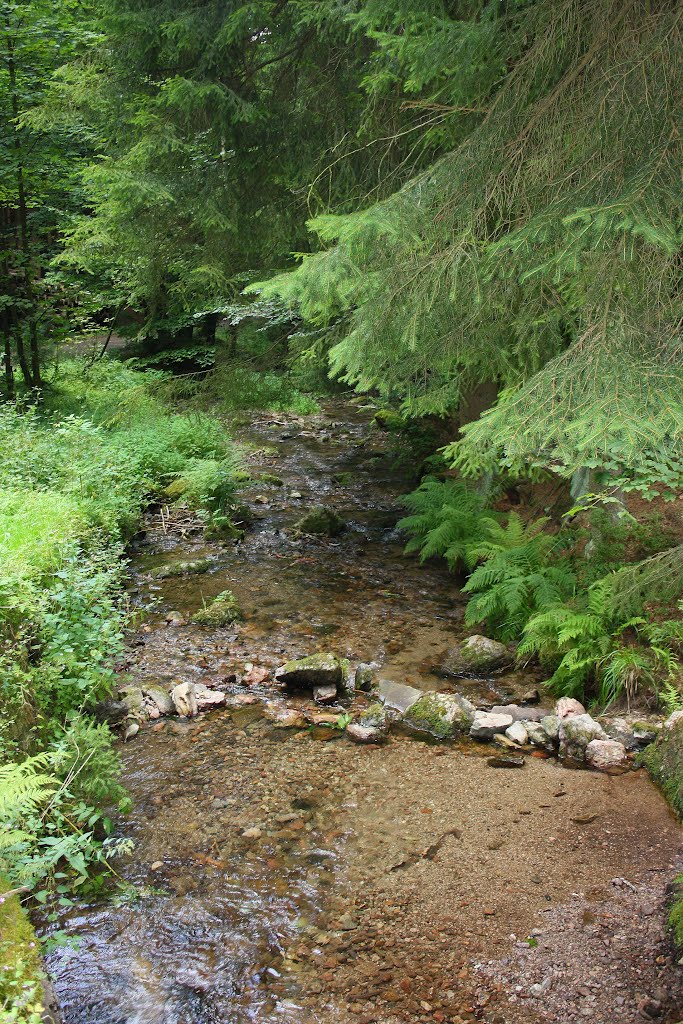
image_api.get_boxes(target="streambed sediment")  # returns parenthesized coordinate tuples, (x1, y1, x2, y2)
(42, 400, 683, 1024)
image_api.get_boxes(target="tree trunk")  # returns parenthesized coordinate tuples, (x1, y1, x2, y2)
(1, 315, 15, 400)
(199, 312, 219, 345)
(6, 14, 40, 393)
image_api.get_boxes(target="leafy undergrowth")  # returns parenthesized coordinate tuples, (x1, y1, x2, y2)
(399, 476, 683, 709)
(191, 362, 320, 415)
(0, 879, 44, 1024)
(0, 360, 241, 902)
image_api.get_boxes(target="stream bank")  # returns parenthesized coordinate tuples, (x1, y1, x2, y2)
(41, 400, 683, 1023)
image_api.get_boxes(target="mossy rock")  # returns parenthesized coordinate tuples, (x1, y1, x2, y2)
(403, 692, 475, 740)
(233, 469, 252, 483)
(0, 878, 45, 1022)
(164, 477, 189, 500)
(260, 473, 284, 486)
(373, 408, 405, 431)
(203, 517, 245, 542)
(294, 506, 346, 537)
(669, 874, 683, 947)
(192, 590, 243, 626)
(331, 472, 354, 486)
(275, 653, 344, 689)
(150, 558, 212, 579)
(641, 713, 683, 818)
(358, 702, 387, 731)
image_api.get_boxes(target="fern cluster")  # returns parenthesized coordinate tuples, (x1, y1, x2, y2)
(520, 588, 683, 707)
(397, 478, 494, 571)
(464, 516, 575, 641)
(399, 479, 576, 638)
(399, 476, 683, 704)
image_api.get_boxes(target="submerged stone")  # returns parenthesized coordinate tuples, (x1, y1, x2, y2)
(313, 683, 338, 704)
(192, 590, 243, 626)
(377, 679, 423, 713)
(294, 506, 346, 537)
(487, 755, 525, 768)
(150, 558, 212, 579)
(347, 722, 384, 744)
(358, 702, 388, 731)
(403, 692, 475, 740)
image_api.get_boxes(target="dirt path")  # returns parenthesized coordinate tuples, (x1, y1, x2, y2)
(42, 401, 683, 1024)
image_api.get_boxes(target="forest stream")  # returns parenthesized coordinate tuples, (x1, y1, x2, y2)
(40, 400, 683, 1024)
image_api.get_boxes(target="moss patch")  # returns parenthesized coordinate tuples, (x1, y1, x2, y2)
(641, 719, 683, 818)
(150, 558, 212, 579)
(192, 590, 243, 626)
(294, 506, 345, 537)
(0, 879, 44, 1024)
(403, 692, 473, 740)
(669, 874, 683, 948)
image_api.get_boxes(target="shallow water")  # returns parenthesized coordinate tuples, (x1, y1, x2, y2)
(41, 400, 682, 1024)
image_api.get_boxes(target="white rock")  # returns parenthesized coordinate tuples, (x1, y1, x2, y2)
(470, 710, 514, 741)
(506, 721, 529, 745)
(663, 709, 683, 731)
(585, 738, 628, 771)
(194, 683, 227, 710)
(555, 697, 586, 719)
(171, 681, 198, 717)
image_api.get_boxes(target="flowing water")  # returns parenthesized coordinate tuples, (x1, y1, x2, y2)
(42, 400, 683, 1024)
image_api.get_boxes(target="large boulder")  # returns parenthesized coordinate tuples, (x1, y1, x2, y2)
(541, 714, 560, 743)
(585, 739, 628, 772)
(150, 558, 212, 579)
(294, 506, 346, 537)
(437, 635, 512, 678)
(275, 653, 344, 690)
(404, 692, 475, 740)
(601, 717, 643, 751)
(470, 710, 514, 741)
(93, 699, 129, 726)
(642, 712, 683, 817)
(559, 713, 607, 760)
(119, 686, 147, 719)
